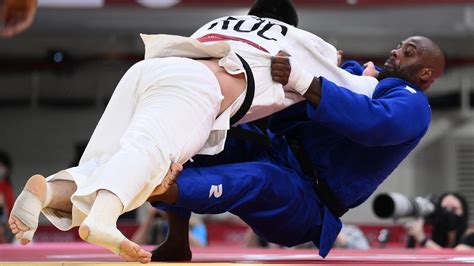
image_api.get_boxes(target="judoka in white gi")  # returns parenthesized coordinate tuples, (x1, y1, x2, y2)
(9, 0, 379, 263)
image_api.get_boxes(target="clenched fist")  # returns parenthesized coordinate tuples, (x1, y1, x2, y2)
(271, 50, 292, 86)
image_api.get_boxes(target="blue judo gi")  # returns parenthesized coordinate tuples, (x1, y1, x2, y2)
(153, 69, 431, 257)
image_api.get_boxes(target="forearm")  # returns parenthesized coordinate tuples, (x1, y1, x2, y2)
(423, 238, 442, 249)
(305, 77, 430, 146)
(302, 77, 323, 107)
(416, 232, 442, 249)
(455, 244, 473, 251)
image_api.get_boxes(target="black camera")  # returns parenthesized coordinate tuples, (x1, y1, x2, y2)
(373, 192, 464, 231)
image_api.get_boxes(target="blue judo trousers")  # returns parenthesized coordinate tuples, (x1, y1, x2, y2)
(153, 63, 432, 257)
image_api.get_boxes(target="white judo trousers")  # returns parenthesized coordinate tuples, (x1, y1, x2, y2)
(43, 57, 225, 230)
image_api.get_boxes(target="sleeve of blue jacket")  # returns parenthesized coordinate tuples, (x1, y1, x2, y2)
(306, 77, 431, 147)
(340, 60, 382, 76)
(340, 60, 364, 75)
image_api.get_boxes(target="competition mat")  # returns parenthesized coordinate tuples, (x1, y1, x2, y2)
(1, 243, 474, 265)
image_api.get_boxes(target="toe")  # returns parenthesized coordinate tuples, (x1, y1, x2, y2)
(140, 257, 151, 264)
(139, 253, 152, 264)
(139, 249, 152, 258)
(15, 232, 23, 240)
(10, 216, 29, 231)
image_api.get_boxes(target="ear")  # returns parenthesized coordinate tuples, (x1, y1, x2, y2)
(418, 67, 433, 82)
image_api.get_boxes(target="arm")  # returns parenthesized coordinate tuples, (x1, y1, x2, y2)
(306, 77, 430, 146)
(272, 50, 378, 98)
(405, 219, 442, 249)
(456, 231, 474, 250)
(271, 55, 431, 147)
(421, 238, 442, 249)
(301, 77, 323, 107)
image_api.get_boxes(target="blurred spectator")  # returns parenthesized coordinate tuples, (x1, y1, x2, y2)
(405, 192, 473, 250)
(132, 204, 168, 245)
(334, 224, 370, 250)
(0, 150, 14, 243)
(132, 204, 207, 247)
(189, 214, 207, 247)
(0, 150, 13, 219)
(0, 0, 37, 38)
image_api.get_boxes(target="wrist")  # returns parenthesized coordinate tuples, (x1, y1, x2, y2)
(302, 77, 323, 107)
(287, 58, 314, 95)
(294, 70, 315, 95)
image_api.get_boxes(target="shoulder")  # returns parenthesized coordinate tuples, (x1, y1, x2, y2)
(375, 79, 431, 121)
(376, 79, 428, 101)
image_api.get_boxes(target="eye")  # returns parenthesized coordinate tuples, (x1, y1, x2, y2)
(404, 48, 414, 56)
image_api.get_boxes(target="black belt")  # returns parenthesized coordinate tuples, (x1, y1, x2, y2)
(225, 55, 346, 217)
(229, 53, 255, 126)
(286, 134, 349, 217)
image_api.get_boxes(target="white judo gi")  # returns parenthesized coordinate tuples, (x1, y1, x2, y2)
(42, 16, 379, 230)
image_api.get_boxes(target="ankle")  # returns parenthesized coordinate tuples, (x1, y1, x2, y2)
(79, 222, 124, 254)
(166, 233, 190, 246)
(151, 240, 192, 262)
(25, 175, 47, 204)
(42, 182, 53, 208)
(87, 190, 123, 225)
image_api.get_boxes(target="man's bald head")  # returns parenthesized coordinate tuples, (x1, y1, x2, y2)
(415, 36, 445, 79)
(378, 36, 445, 91)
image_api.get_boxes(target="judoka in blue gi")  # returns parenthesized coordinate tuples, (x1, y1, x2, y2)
(148, 33, 445, 261)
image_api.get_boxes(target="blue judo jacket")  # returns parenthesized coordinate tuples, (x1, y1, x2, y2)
(268, 76, 432, 256)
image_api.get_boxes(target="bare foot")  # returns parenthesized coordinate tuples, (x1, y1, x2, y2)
(79, 223, 151, 263)
(151, 240, 192, 262)
(120, 238, 152, 264)
(149, 162, 183, 197)
(9, 174, 46, 245)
